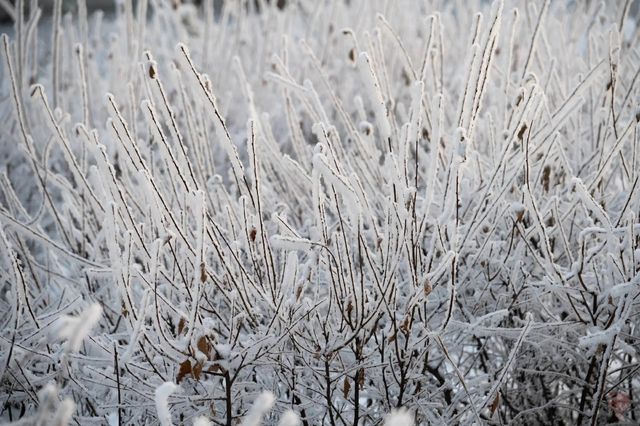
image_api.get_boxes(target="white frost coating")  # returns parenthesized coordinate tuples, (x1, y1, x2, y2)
(609, 29, 620, 70)
(140, 170, 165, 230)
(579, 326, 619, 356)
(311, 125, 333, 160)
(606, 276, 640, 298)
(104, 202, 121, 272)
(305, 80, 331, 125)
(30, 383, 76, 426)
(572, 177, 611, 228)
(0, 224, 22, 334)
(240, 391, 276, 426)
(510, 202, 525, 214)
(53, 399, 76, 426)
(107, 412, 119, 426)
(481, 313, 534, 412)
(121, 289, 151, 363)
(141, 99, 188, 188)
(1, 2, 637, 424)
(278, 410, 302, 426)
(193, 416, 213, 426)
(185, 190, 206, 344)
(383, 408, 414, 426)
(437, 152, 461, 227)
(270, 235, 314, 252)
(349, 172, 375, 225)
(215, 343, 232, 358)
(155, 382, 179, 426)
(311, 153, 347, 191)
(177, 43, 247, 186)
(55, 303, 102, 352)
(358, 52, 391, 141)
(469, 309, 509, 329)
(407, 81, 423, 146)
(456, 128, 467, 159)
(403, 186, 416, 212)
(312, 151, 362, 221)
(282, 252, 298, 296)
(422, 93, 443, 221)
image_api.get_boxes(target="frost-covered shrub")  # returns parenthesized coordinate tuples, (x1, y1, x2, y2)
(1, 0, 639, 424)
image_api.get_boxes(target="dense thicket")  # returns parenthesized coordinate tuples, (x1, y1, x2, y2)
(0, 0, 639, 424)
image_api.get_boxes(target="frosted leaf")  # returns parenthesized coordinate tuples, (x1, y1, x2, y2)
(240, 392, 276, 426)
(155, 382, 179, 426)
(55, 303, 102, 353)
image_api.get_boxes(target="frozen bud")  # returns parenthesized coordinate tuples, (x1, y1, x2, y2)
(424, 279, 432, 296)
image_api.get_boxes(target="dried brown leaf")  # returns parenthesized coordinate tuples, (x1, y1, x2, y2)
(343, 377, 351, 399)
(197, 336, 211, 358)
(357, 368, 364, 389)
(176, 359, 192, 384)
(178, 317, 186, 336)
(517, 123, 528, 140)
(424, 279, 432, 296)
(193, 361, 203, 381)
(490, 392, 500, 416)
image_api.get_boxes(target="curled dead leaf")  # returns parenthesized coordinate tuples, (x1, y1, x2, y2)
(176, 359, 192, 384)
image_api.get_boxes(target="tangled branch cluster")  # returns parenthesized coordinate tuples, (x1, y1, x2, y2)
(0, 0, 639, 424)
